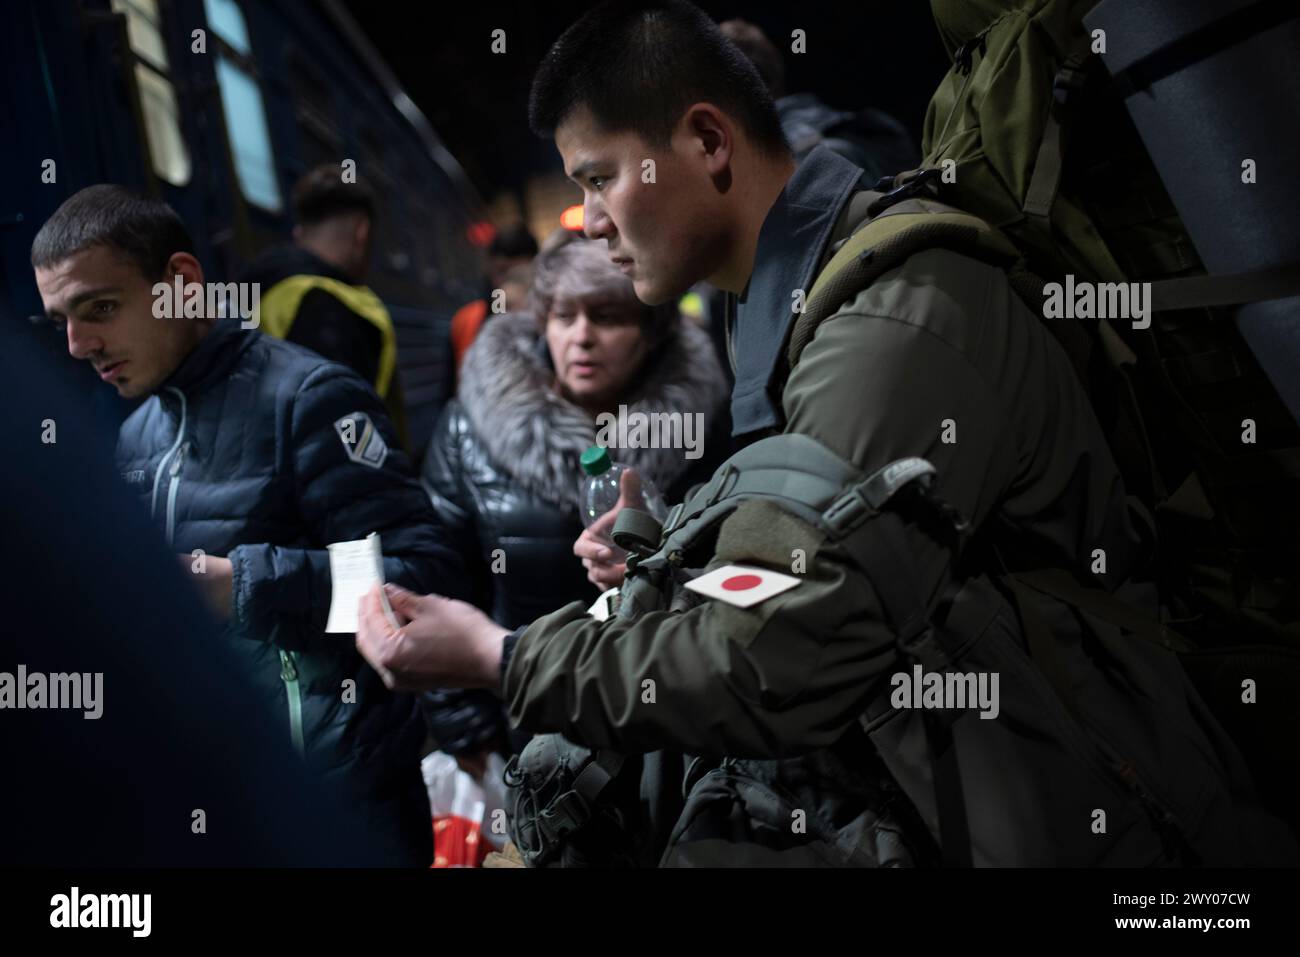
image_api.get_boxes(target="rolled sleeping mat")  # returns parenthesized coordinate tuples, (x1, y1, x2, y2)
(1084, 0, 1300, 422)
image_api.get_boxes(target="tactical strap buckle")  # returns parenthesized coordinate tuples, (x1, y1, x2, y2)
(535, 789, 591, 846)
(823, 486, 876, 537)
(863, 457, 937, 505)
(533, 749, 625, 849)
(867, 168, 942, 217)
(952, 29, 989, 76)
(823, 457, 938, 536)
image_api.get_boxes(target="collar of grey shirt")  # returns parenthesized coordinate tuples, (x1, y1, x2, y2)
(730, 145, 868, 438)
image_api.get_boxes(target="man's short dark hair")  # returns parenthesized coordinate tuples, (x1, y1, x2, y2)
(292, 165, 376, 228)
(528, 0, 789, 157)
(31, 184, 195, 280)
(489, 222, 539, 259)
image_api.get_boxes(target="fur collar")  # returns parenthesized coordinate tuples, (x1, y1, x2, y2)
(457, 312, 726, 509)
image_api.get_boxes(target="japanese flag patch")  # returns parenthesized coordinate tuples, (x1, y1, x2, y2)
(684, 564, 802, 608)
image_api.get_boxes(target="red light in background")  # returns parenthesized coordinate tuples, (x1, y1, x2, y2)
(560, 205, 584, 231)
(467, 222, 496, 247)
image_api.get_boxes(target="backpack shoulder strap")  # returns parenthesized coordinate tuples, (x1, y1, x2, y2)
(788, 197, 1021, 368)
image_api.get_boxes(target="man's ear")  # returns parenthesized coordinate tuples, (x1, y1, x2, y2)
(681, 103, 734, 189)
(685, 105, 733, 162)
(164, 251, 204, 289)
(354, 215, 371, 251)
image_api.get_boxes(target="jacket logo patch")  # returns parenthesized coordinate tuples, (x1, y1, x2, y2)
(335, 412, 388, 469)
(121, 469, 147, 488)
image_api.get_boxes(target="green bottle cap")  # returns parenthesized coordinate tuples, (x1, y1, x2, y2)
(580, 445, 612, 476)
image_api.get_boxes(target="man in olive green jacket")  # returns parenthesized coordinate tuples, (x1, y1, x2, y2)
(356, 1, 1291, 865)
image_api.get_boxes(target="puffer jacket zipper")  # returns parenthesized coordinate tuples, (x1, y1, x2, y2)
(147, 386, 308, 761)
(150, 387, 188, 529)
(279, 650, 306, 758)
(165, 443, 185, 546)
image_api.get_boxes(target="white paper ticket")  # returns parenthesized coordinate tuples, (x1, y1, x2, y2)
(325, 532, 400, 632)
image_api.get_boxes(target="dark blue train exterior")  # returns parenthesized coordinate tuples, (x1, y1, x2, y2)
(1, 0, 486, 453)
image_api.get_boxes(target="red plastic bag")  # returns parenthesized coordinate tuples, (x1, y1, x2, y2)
(422, 751, 508, 868)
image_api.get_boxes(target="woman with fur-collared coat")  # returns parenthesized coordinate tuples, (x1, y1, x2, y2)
(420, 234, 729, 759)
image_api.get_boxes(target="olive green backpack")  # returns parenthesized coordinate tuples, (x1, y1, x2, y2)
(792, 0, 1300, 825)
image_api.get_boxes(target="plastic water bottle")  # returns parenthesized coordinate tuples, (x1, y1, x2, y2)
(579, 445, 668, 529)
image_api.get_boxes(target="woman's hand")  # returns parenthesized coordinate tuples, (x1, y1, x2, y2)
(355, 584, 508, 693)
(574, 517, 626, 590)
(573, 468, 645, 590)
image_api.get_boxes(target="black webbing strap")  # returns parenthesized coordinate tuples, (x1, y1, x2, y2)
(533, 750, 626, 851)
(1024, 43, 1093, 219)
(824, 468, 974, 869)
(1147, 262, 1300, 312)
(920, 707, 970, 868)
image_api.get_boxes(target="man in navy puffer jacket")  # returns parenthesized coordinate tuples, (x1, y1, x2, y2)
(31, 185, 469, 866)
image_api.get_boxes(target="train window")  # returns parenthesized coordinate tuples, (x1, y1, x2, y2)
(110, 0, 191, 186)
(213, 58, 283, 212)
(203, 0, 283, 213)
(136, 68, 192, 186)
(203, 0, 252, 56)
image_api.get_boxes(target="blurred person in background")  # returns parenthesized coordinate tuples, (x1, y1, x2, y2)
(449, 221, 539, 374)
(720, 18, 917, 181)
(241, 165, 410, 447)
(417, 230, 728, 801)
